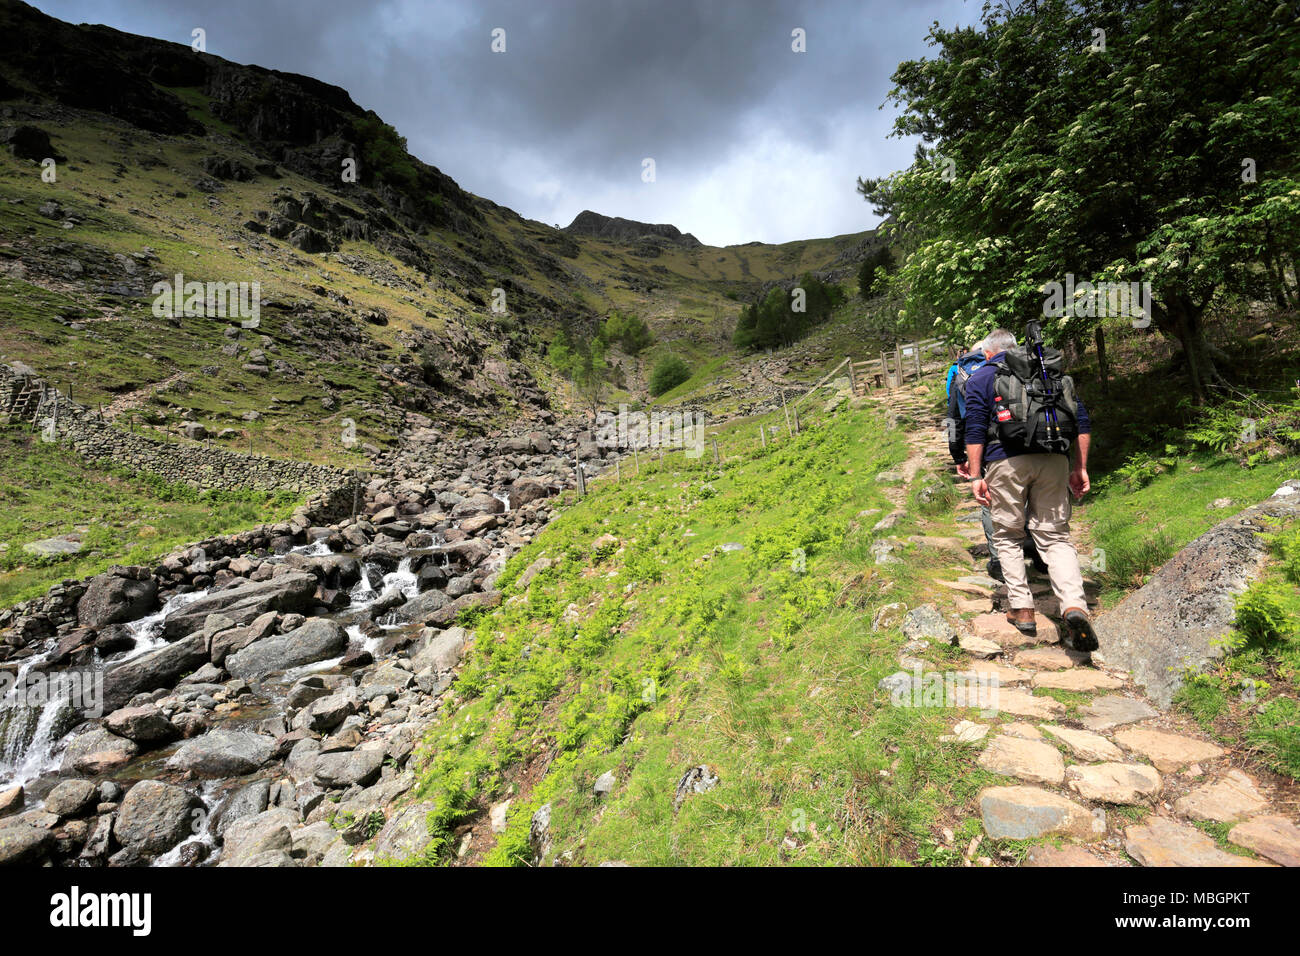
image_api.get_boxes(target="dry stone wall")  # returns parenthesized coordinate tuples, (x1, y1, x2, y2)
(1, 363, 349, 498)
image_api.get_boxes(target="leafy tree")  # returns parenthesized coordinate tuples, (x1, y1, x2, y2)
(602, 311, 654, 355)
(858, 245, 896, 299)
(733, 274, 844, 351)
(859, 0, 1300, 402)
(649, 355, 691, 396)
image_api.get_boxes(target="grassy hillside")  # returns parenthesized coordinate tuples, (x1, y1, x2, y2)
(0, 425, 297, 607)
(402, 392, 1011, 865)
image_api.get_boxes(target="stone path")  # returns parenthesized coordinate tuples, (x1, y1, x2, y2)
(873, 384, 1300, 868)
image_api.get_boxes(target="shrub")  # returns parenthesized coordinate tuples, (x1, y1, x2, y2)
(649, 356, 691, 396)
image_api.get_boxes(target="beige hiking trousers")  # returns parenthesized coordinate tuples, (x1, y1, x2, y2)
(985, 453, 1087, 612)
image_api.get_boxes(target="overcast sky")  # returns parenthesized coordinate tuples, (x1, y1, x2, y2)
(34, 0, 979, 246)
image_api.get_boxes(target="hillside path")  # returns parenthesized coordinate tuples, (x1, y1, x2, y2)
(873, 384, 1300, 867)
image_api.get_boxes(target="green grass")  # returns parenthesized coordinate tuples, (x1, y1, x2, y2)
(403, 400, 1014, 865)
(1083, 453, 1298, 603)
(0, 425, 298, 607)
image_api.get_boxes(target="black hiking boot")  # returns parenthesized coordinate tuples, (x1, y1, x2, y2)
(986, 559, 1004, 583)
(1063, 607, 1099, 653)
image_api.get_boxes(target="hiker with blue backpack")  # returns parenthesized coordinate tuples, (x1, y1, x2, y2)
(945, 341, 1047, 583)
(963, 326, 1098, 652)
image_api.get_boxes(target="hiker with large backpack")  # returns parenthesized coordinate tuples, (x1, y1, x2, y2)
(945, 341, 1048, 583)
(963, 326, 1098, 652)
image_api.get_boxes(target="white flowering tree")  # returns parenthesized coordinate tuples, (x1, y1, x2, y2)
(859, 0, 1300, 402)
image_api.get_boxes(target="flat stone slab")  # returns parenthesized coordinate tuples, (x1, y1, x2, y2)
(954, 597, 991, 613)
(938, 580, 995, 598)
(1031, 669, 1125, 692)
(1040, 724, 1124, 762)
(1013, 646, 1089, 671)
(971, 612, 1059, 647)
(1067, 762, 1162, 804)
(1001, 722, 1043, 739)
(1024, 845, 1120, 867)
(1112, 726, 1224, 772)
(979, 734, 1065, 785)
(990, 688, 1065, 720)
(980, 786, 1104, 841)
(23, 534, 83, 556)
(939, 719, 988, 744)
(1228, 815, 1300, 867)
(1125, 816, 1274, 867)
(959, 662, 1031, 685)
(958, 634, 1002, 659)
(1080, 696, 1158, 732)
(1174, 770, 1267, 824)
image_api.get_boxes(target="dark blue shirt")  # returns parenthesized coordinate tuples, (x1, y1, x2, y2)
(965, 351, 1091, 463)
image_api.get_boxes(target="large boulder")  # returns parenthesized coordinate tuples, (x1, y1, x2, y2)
(1097, 482, 1300, 707)
(225, 618, 347, 679)
(372, 801, 439, 862)
(411, 627, 467, 674)
(78, 571, 158, 629)
(450, 493, 504, 519)
(389, 589, 450, 626)
(113, 780, 203, 856)
(0, 822, 53, 865)
(166, 730, 276, 776)
(105, 703, 178, 746)
(509, 478, 552, 507)
(217, 807, 299, 867)
(162, 572, 318, 639)
(60, 727, 139, 775)
(312, 747, 385, 789)
(102, 633, 208, 712)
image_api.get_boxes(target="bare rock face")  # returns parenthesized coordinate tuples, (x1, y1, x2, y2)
(1096, 481, 1300, 707)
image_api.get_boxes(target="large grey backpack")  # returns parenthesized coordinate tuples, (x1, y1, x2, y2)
(985, 345, 1079, 455)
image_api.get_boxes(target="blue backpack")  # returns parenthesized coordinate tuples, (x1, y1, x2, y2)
(946, 354, 988, 417)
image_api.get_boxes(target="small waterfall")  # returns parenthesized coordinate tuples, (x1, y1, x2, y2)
(0, 680, 80, 789)
(492, 492, 512, 513)
(382, 557, 419, 600)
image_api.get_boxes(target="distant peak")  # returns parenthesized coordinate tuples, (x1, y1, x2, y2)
(563, 210, 700, 247)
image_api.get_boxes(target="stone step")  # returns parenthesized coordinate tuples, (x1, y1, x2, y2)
(979, 785, 1105, 841)
(1125, 816, 1274, 867)
(1110, 726, 1224, 772)
(1066, 762, 1162, 804)
(1174, 770, 1267, 824)
(969, 611, 1060, 647)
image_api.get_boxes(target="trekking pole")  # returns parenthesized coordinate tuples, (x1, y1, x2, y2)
(1025, 320, 1065, 452)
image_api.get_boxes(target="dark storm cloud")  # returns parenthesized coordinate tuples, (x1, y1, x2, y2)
(32, 0, 979, 244)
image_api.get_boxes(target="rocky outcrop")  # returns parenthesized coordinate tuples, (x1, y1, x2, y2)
(225, 617, 347, 679)
(161, 572, 319, 639)
(1097, 481, 1300, 707)
(564, 210, 701, 247)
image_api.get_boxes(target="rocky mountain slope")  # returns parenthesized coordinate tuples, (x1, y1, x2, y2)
(0, 0, 874, 466)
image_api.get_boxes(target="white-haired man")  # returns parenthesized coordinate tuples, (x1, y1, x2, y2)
(962, 328, 1097, 651)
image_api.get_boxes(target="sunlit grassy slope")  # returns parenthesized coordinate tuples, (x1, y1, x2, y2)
(405, 395, 1012, 866)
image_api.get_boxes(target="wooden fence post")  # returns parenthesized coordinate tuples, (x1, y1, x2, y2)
(575, 462, 587, 496)
(846, 356, 856, 395)
(760, 423, 767, 448)
(782, 391, 792, 437)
